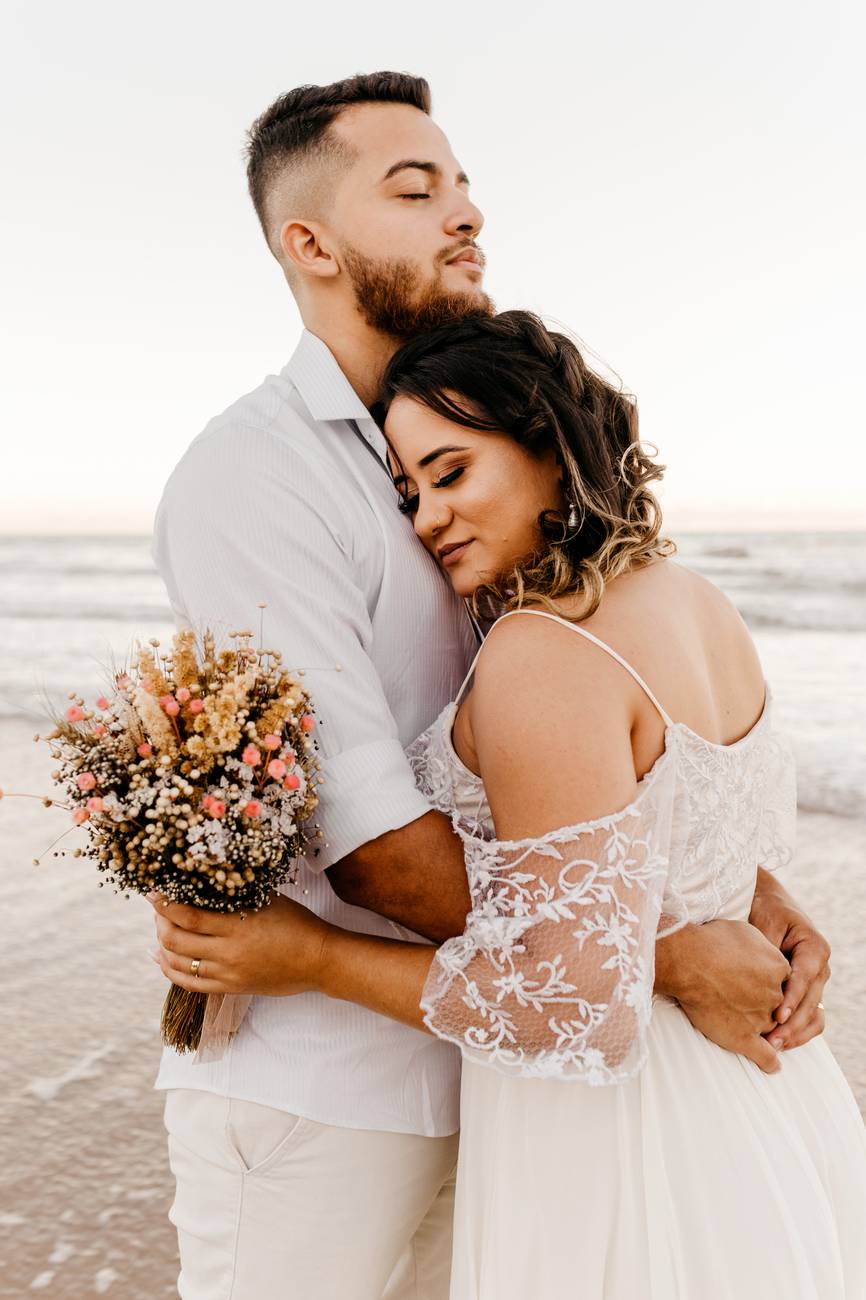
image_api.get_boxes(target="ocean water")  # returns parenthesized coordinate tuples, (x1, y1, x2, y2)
(1, 530, 864, 817)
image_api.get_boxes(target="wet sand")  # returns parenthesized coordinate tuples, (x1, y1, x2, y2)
(2, 719, 864, 1298)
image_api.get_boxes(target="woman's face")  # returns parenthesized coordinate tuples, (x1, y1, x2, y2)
(385, 394, 564, 597)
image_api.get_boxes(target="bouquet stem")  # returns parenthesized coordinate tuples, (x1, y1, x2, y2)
(161, 985, 207, 1052)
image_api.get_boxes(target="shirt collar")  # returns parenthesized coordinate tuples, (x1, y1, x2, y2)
(283, 329, 371, 422)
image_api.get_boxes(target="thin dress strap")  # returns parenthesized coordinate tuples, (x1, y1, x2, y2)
(454, 607, 675, 728)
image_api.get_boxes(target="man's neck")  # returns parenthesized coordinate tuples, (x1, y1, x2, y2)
(302, 313, 400, 410)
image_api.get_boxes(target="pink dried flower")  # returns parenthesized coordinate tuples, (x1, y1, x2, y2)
(300, 715, 315, 733)
(137, 743, 153, 758)
(175, 688, 191, 703)
(283, 773, 300, 791)
(76, 772, 97, 791)
(189, 699, 204, 715)
(267, 759, 287, 779)
(72, 808, 90, 825)
(242, 745, 262, 767)
(66, 705, 85, 723)
(86, 796, 104, 813)
(93, 723, 107, 736)
(141, 678, 154, 694)
(96, 696, 109, 710)
(263, 733, 281, 749)
(208, 800, 226, 819)
(162, 698, 180, 717)
(243, 800, 262, 818)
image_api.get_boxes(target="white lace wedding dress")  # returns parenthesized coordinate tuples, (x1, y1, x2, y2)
(407, 609, 866, 1299)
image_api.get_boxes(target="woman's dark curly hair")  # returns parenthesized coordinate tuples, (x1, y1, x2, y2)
(380, 309, 675, 621)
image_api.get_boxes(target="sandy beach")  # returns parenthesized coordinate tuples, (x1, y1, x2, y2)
(1, 716, 865, 1298)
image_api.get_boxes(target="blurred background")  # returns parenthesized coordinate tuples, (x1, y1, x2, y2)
(1, 0, 864, 1294)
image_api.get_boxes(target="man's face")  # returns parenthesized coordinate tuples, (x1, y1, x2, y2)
(327, 103, 493, 336)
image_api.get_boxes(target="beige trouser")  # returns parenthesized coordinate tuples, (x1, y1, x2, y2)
(164, 1089, 458, 1300)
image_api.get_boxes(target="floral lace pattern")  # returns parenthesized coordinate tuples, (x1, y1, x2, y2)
(408, 691, 797, 1085)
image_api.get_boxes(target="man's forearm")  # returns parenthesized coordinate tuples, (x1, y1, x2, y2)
(653, 868, 785, 1002)
(654, 922, 707, 1001)
(326, 810, 470, 944)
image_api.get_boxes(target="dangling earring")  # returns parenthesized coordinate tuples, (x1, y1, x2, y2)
(566, 500, 580, 532)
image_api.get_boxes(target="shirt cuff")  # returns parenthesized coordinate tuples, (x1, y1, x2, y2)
(308, 738, 433, 872)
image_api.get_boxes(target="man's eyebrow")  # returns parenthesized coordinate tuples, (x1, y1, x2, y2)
(381, 159, 471, 186)
(418, 444, 469, 468)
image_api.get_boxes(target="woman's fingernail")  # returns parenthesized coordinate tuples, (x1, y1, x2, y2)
(768, 1034, 784, 1049)
(778, 1007, 792, 1023)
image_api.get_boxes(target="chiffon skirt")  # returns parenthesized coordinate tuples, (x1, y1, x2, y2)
(451, 997, 866, 1298)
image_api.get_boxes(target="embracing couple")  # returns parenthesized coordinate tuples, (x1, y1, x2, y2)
(151, 72, 866, 1298)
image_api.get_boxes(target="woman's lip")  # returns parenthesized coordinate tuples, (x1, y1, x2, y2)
(440, 541, 472, 568)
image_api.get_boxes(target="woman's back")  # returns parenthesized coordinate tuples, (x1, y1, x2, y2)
(451, 559, 768, 840)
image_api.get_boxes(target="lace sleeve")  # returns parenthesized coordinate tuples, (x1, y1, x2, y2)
(421, 767, 678, 1085)
(756, 729, 797, 872)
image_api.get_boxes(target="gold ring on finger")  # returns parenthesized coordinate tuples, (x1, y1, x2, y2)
(189, 958, 201, 977)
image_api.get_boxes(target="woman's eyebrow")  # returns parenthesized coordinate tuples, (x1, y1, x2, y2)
(417, 444, 470, 469)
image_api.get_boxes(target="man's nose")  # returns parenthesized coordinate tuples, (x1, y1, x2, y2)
(443, 194, 484, 239)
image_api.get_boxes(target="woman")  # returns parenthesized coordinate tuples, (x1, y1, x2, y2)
(202, 312, 866, 1295)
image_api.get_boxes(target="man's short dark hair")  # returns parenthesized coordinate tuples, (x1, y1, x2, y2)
(246, 72, 431, 248)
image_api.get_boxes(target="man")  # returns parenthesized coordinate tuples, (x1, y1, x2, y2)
(151, 72, 830, 1300)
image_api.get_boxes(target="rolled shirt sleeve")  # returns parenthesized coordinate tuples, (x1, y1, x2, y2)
(153, 418, 432, 871)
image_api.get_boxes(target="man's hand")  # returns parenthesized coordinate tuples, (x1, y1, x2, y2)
(655, 919, 792, 1073)
(149, 893, 331, 997)
(748, 867, 830, 1051)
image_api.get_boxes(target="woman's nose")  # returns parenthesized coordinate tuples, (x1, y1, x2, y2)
(415, 493, 452, 544)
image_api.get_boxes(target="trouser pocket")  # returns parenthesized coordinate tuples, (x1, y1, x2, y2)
(224, 1095, 309, 1174)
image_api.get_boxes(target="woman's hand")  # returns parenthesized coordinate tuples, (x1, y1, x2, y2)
(149, 891, 331, 997)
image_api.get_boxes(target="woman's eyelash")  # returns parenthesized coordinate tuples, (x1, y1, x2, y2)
(434, 467, 464, 489)
(401, 194, 430, 200)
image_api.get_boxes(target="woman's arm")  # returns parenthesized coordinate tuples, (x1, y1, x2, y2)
(319, 926, 434, 1030)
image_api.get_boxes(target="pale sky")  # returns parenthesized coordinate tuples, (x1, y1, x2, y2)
(1, 0, 864, 533)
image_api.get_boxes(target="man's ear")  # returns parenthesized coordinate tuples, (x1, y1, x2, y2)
(280, 220, 340, 281)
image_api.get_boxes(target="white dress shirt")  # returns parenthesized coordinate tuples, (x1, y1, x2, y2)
(152, 330, 477, 1136)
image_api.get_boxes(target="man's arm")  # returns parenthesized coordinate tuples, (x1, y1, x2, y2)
(326, 810, 470, 943)
(155, 422, 435, 876)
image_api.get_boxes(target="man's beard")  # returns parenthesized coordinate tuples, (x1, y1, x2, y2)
(342, 243, 495, 339)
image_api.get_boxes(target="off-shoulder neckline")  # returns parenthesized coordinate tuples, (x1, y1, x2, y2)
(439, 686, 774, 822)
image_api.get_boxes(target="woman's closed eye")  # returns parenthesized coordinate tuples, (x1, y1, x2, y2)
(397, 466, 464, 516)
(434, 467, 465, 490)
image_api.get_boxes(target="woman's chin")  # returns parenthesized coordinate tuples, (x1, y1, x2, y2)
(448, 570, 481, 599)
